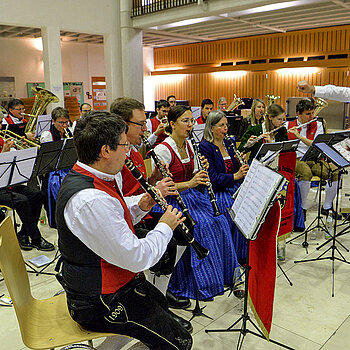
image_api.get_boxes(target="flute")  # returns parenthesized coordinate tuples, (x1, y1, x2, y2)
(224, 135, 247, 166)
(142, 135, 197, 229)
(125, 159, 209, 260)
(188, 131, 222, 217)
(244, 117, 318, 149)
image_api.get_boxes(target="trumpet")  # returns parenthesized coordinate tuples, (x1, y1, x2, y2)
(0, 129, 40, 149)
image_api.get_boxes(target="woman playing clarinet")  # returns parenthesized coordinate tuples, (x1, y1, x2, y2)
(239, 103, 287, 160)
(199, 110, 249, 262)
(153, 105, 240, 301)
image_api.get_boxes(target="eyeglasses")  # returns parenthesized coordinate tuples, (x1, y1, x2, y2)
(128, 120, 147, 129)
(179, 118, 195, 125)
(56, 121, 69, 125)
(117, 141, 131, 150)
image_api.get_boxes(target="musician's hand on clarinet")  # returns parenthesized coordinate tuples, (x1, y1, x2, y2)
(189, 170, 209, 188)
(234, 164, 249, 180)
(155, 177, 178, 197)
(200, 155, 209, 170)
(138, 192, 158, 212)
(297, 80, 315, 94)
(159, 205, 186, 231)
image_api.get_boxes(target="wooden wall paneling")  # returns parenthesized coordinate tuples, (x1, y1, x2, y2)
(154, 25, 350, 68)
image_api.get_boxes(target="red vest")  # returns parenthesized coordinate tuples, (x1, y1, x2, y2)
(121, 148, 147, 196)
(196, 115, 206, 125)
(73, 163, 136, 294)
(4, 116, 28, 124)
(162, 141, 195, 183)
(287, 119, 318, 141)
(150, 117, 167, 146)
(0, 138, 4, 152)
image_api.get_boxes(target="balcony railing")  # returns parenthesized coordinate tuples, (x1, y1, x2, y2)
(132, 0, 198, 17)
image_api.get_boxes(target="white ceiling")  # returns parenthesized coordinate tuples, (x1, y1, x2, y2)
(0, 1, 349, 48)
(140, 0, 350, 47)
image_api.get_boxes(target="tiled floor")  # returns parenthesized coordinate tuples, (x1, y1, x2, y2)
(1, 182, 350, 349)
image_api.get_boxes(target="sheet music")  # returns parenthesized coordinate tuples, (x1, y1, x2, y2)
(0, 147, 38, 187)
(232, 159, 285, 239)
(35, 115, 51, 137)
(191, 124, 205, 143)
(333, 138, 350, 162)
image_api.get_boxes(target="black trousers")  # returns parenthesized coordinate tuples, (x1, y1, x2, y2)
(0, 185, 44, 241)
(65, 274, 192, 350)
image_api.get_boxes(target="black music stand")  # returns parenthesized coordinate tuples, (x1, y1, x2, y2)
(29, 139, 77, 275)
(289, 132, 350, 252)
(0, 148, 51, 274)
(207, 159, 294, 350)
(294, 141, 350, 296)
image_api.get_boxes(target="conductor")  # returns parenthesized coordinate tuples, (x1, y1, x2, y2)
(56, 111, 192, 350)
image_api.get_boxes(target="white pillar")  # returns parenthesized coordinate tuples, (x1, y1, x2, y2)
(41, 26, 64, 112)
(120, 0, 144, 101)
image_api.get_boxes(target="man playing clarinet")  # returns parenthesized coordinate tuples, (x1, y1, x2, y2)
(56, 111, 192, 350)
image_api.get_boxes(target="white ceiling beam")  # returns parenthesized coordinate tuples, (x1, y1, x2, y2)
(144, 28, 210, 42)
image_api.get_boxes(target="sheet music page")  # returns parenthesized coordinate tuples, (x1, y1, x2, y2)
(35, 115, 51, 137)
(232, 159, 284, 239)
(333, 138, 350, 162)
(0, 147, 38, 187)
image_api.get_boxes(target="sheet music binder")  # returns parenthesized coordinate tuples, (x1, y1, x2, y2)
(230, 159, 285, 240)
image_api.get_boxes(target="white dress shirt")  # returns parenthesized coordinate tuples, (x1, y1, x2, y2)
(2, 115, 24, 125)
(285, 120, 324, 158)
(153, 136, 200, 173)
(64, 161, 173, 273)
(146, 116, 162, 146)
(40, 130, 54, 143)
(314, 85, 350, 103)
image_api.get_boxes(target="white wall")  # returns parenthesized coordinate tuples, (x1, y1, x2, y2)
(0, 37, 104, 103)
(143, 46, 155, 111)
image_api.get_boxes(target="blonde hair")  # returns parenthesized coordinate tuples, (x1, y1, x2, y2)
(248, 99, 265, 125)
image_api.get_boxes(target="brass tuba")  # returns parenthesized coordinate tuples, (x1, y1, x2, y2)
(313, 97, 328, 116)
(25, 86, 59, 134)
(266, 94, 280, 107)
(226, 94, 244, 112)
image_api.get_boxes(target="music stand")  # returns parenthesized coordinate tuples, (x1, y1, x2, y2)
(35, 115, 51, 138)
(191, 124, 205, 143)
(30, 139, 77, 275)
(288, 132, 350, 252)
(294, 141, 350, 296)
(0, 148, 46, 273)
(206, 160, 294, 350)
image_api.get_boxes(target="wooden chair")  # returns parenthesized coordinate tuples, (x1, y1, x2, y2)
(0, 216, 112, 349)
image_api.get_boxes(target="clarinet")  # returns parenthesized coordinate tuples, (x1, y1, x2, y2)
(142, 135, 197, 229)
(224, 135, 247, 166)
(125, 159, 209, 260)
(188, 131, 222, 216)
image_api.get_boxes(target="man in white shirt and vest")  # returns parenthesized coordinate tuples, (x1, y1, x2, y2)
(286, 98, 340, 220)
(56, 111, 192, 350)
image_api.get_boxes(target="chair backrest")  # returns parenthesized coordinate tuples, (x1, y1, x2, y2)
(0, 217, 33, 334)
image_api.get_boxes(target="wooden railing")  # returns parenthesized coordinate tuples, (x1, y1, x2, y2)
(132, 0, 198, 17)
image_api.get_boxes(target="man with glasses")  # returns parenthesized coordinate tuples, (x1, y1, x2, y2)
(217, 97, 228, 111)
(40, 107, 72, 142)
(110, 97, 193, 332)
(56, 111, 192, 350)
(3, 98, 35, 140)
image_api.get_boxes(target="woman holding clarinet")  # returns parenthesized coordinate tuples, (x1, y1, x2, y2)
(152, 105, 240, 301)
